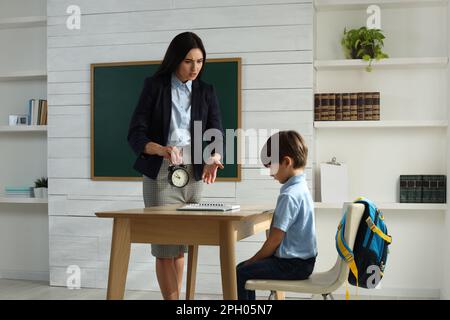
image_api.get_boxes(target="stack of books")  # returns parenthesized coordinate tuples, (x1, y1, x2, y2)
(28, 99, 48, 125)
(4, 186, 33, 198)
(400, 175, 446, 203)
(314, 92, 380, 121)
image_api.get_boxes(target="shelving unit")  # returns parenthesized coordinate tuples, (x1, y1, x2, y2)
(0, 16, 46, 29)
(313, 0, 448, 204)
(0, 125, 47, 132)
(314, 120, 448, 129)
(0, 12, 48, 203)
(315, 202, 447, 211)
(0, 197, 48, 204)
(315, 0, 448, 11)
(314, 57, 449, 70)
(0, 71, 47, 81)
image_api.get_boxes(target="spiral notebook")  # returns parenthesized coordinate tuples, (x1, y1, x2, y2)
(177, 203, 241, 212)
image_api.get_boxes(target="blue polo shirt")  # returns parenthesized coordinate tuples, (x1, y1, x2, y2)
(272, 174, 318, 260)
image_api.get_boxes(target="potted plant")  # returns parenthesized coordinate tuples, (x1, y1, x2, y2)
(341, 26, 389, 72)
(34, 177, 48, 198)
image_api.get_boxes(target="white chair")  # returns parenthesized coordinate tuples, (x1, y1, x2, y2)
(245, 202, 365, 300)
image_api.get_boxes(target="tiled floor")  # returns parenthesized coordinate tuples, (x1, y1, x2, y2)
(0, 279, 431, 300)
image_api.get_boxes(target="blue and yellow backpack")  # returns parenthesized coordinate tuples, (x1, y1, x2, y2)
(335, 197, 392, 290)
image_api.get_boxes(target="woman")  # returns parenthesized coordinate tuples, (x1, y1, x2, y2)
(127, 32, 224, 300)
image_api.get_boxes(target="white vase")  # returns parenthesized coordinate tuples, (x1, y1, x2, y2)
(34, 187, 44, 198)
(42, 188, 48, 199)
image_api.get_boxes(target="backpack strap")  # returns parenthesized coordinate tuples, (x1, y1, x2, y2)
(365, 216, 392, 244)
(335, 214, 359, 287)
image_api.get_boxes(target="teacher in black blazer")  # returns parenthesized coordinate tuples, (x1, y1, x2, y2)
(127, 32, 225, 300)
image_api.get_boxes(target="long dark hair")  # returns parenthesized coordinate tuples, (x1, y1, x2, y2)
(154, 32, 206, 79)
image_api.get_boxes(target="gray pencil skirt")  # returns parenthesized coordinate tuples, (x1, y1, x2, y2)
(143, 159, 203, 258)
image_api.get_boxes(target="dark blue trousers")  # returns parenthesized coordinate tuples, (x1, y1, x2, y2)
(236, 255, 316, 300)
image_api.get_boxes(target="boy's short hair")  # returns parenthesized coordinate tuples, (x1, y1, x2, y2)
(260, 130, 308, 169)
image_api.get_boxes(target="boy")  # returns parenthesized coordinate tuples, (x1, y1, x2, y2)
(236, 130, 318, 300)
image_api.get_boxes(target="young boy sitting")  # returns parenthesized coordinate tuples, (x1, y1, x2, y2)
(236, 130, 318, 300)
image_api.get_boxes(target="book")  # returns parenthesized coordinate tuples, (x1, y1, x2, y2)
(335, 93, 343, 121)
(372, 92, 380, 120)
(357, 92, 365, 120)
(320, 93, 329, 121)
(314, 94, 321, 121)
(350, 93, 358, 120)
(342, 93, 351, 121)
(400, 175, 408, 203)
(328, 93, 336, 121)
(364, 92, 373, 121)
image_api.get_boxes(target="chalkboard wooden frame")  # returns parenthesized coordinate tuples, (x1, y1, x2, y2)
(90, 58, 241, 181)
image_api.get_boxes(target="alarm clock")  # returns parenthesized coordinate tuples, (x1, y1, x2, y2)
(168, 164, 190, 188)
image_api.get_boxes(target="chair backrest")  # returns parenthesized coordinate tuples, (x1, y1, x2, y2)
(332, 203, 365, 284)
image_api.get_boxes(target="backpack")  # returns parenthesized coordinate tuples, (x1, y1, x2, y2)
(335, 197, 392, 289)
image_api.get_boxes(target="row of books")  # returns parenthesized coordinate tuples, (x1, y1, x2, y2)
(28, 99, 48, 125)
(4, 187, 33, 198)
(314, 92, 381, 121)
(400, 175, 446, 203)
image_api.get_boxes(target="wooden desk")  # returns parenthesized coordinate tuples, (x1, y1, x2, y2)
(95, 204, 273, 300)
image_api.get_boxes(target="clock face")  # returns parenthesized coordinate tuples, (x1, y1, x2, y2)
(171, 167, 189, 188)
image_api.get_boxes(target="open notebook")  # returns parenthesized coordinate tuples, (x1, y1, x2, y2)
(177, 203, 241, 212)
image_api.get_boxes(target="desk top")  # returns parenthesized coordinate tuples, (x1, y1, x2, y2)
(95, 204, 274, 221)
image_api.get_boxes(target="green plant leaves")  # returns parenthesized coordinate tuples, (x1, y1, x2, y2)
(341, 26, 389, 72)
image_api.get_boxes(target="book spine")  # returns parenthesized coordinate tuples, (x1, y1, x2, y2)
(422, 175, 431, 203)
(372, 92, 380, 120)
(350, 93, 358, 121)
(415, 175, 423, 203)
(400, 175, 408, 203)
(321, 93, 329, 121)
(357, 92, 365, 121)
(38, 99, 43, 125)
(342, 93, 351, 121)
(44, 100, 48, 125)
(408, 176, 416, 203)
(328, 93, 336, 121)
(438, 175, 447, 203)
(335, 93, 343, 121)
(364, 92, 373, 121)
(314, 94, 321, 121)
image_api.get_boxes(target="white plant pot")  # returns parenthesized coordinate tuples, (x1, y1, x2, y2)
(42, 188, 48, 199)
(34, 187, 44, 198)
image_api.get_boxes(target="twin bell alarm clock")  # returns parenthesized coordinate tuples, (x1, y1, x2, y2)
(168, 164, 189, 188)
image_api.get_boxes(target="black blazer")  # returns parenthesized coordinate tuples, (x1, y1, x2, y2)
(127, 74, 225, 181)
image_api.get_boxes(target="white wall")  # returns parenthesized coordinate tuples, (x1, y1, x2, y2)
(0, 0, 48, 282)
(47, 0, 314, 295)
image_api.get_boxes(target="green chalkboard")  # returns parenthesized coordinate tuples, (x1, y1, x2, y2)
(91, 58, 241, 181)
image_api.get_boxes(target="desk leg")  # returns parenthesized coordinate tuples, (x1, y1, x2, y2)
(219, 221, 237, 300)
(106, 218, 131, 300)
(186, 245, 198, 300)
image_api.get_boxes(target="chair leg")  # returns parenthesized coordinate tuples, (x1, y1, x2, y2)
(322, 294, 328, 300)
(329, 293, 335, 300)
(268, 290, 285, 300)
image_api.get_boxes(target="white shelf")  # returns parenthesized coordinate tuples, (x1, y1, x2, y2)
(0, 125, 47, 132)
(0, 71, 47, 81)
(315, 202, 447, 211)
(315, 0, 448, 11)
(314, 120, 448, 129)
(0, 16, 46, 29)
(0, 197, 48, 204)
(314, 57, 449, 70)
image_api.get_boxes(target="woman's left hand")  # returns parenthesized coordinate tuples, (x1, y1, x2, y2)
(202, 155, 224, 184)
